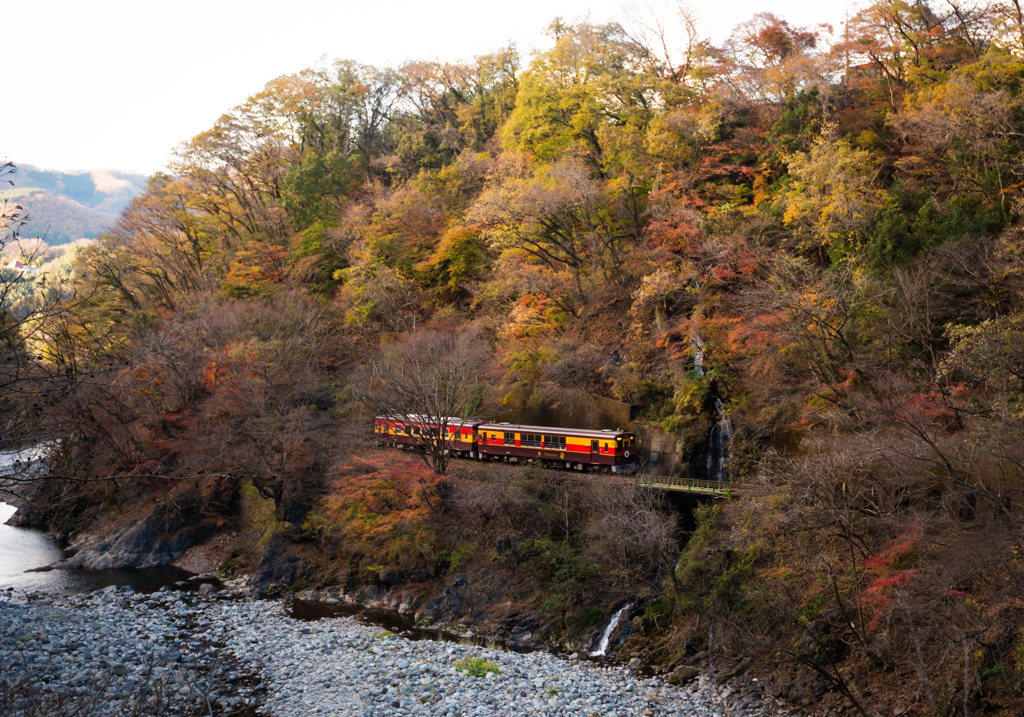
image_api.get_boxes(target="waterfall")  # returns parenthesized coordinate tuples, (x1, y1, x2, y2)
(691, 333, 705, 376)
(706, 399, 732, 482)
(590, 603, 632, 657)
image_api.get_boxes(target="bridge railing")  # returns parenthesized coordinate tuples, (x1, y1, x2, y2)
(635, 474, 733, 495)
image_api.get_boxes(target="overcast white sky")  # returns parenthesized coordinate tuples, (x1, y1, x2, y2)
(6, 0, 844, 176)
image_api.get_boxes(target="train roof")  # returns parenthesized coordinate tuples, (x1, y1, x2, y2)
(374, 415, 634, 438)
(375, 414, 476, 426)
(476, 422, 634, 438)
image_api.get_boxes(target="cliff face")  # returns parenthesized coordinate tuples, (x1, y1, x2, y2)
(53, 503, 226, 570)
(10, 474, 237, 569)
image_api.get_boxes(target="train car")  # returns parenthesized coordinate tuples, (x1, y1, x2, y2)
(475, 422, 638, 474)
(374, 415, 483, 457)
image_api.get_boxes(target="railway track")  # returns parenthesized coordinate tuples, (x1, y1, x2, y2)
(440, 453, 734, 496)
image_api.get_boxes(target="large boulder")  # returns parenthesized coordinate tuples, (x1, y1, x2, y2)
(251, 534, 308, 595)
(53, 502, 223, 570)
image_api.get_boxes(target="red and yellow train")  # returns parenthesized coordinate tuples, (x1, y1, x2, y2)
(374, 415, 638, 474)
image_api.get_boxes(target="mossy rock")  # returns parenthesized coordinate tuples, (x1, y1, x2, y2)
(668, 666, 699, 685)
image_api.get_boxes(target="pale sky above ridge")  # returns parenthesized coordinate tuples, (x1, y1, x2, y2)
(7, 0, 843, 177)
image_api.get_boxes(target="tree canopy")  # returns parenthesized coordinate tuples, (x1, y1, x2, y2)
(11, 3, 1024, 710)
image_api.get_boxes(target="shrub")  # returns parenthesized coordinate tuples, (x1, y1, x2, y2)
(454, 656, 501, 677)
(448, 543, 475, 572)
(574, 607, 606, 630)
(643, 596, 674, 631)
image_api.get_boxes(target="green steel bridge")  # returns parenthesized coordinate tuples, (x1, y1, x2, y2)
(635, 475, 733, 496)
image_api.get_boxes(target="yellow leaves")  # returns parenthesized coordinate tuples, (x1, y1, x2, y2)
(501, 293, 568, 340)
(759, 566, 794, 580)
(501, 343, 558, 387)
(221, 243, 289, 299)
(781, 201, 801, 228)
(415, 224, 487, 294)
(502, 20, 656, 165)
(334, 264, 418, 333)
(751, 164, 775, 207)
(646, 103, 722, 170)
(630, 266, 689, 320)
(890, 53, 1024, 209)
(673, 376, 710, 414)
(782, 126, 885, 254)
(940, 312, 1024, 420)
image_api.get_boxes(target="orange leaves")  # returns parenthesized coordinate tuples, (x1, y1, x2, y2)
(890, 386, 959, 432)
(722, 311, 787, 376)
(316, 452, 443, 562)
(638, 233, 773, 377)
(860, 521, 924, 630)
(199, 337, 287, 418)
(688, 234, 768, 292)
(501, 293, 568, 341)
(222, 242, 290, 299)
(646, 212, 702, 253)
(201, 357, 228, 393)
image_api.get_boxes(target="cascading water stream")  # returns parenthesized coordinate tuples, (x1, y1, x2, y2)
(691, 333, 705, 376)
(589, 603, 632, 657)
(706, 399, 732, 482)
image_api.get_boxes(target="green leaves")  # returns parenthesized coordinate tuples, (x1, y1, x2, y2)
(502, 21, 656, 171)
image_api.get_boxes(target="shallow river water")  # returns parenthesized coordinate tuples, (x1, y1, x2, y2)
(0, 501, 200, 593)
(0, 445, 203, 593)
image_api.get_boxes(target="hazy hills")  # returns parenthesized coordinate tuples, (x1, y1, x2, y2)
(3, 165, 148, 244)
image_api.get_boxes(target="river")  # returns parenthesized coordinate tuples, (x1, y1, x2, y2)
(0, 447, 203, 593)
(0, 500, 203, 593)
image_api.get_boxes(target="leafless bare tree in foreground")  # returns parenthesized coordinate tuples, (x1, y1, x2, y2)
(359, 328, 488, 474)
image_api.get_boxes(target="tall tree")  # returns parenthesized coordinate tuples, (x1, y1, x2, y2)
(361, 329, 487, 475)
(502, 20, 656, 175)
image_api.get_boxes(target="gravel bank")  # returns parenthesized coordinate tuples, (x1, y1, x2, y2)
(0, 586, 786, 716)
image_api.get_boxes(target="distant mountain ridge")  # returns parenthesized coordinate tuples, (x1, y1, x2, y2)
(4, 165, 148, 244)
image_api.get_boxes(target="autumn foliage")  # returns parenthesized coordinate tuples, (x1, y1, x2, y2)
(9, 3, 1024, 713)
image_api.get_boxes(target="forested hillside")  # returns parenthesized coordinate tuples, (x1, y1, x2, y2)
(6, 3, 1024, 714)
(2, 165, 146, 243)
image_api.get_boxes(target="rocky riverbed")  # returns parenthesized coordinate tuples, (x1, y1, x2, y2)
(0, 585, 788, 717)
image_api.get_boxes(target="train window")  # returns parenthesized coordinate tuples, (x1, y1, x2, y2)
(544, 436, 566, 450)
(521, 434, 541, 447)
(504, 432, 515, 446)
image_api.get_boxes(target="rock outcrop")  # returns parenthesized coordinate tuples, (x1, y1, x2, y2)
(50, 485, 231, 570)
